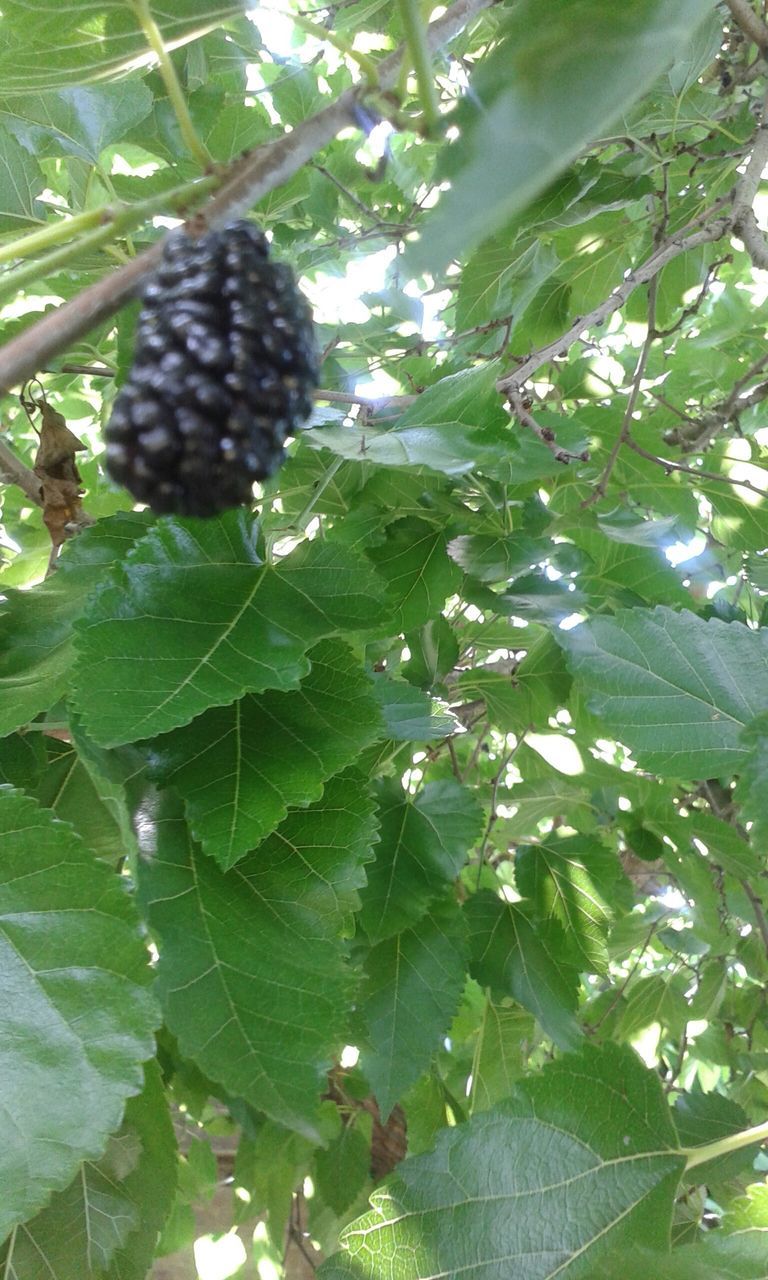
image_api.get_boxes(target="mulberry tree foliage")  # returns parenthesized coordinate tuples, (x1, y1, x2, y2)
(2, 1, 768, 1277)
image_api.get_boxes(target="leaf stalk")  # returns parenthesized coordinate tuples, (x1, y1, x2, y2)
(130, 0, 214, 170)
(683, 1118, 768, 1172)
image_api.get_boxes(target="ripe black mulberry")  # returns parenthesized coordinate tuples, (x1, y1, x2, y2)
(104, 221, 319, 517)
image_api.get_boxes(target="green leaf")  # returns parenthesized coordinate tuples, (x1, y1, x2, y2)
(0, 512, 151, 739)
(35, 738, 127, 861)
(372, 676, 458, 741)
(0, 731, 46, 787)
(685, 811, 759, 878)
(74, 511, 387, 747)
(736, 711, 768, 852)
(594, 1234, 768, 1280)
(0, 1153, 138, 1278)
(0, 1, 247, 94)
(269, 65, 325, 126)
(498, 778, 594, 841)
(564, 607, 768, 776)
(0, 84, 153, 163)
(358, 779, 484, 944)
(0, 789, 158, 1243)
(455, 238, 560, 332)
(0, 1061, 176, 1280)
(321, 1043, 684, 1279)
(469, 997, 533, 1111)
(447, 533, 552, 583)
(148, 640, 383, 869)
(235, 1119, 315, 1248)
(104, 1061, 177, 1280)
(360, 897, 468, 1120)
(673, 1092, 758, 1184)
(617, 973, 689, 1040)
(138, 773, 377, 1137)
(315, 1113, 373, 1218)
(492, 570, 588, 625)
(465, 891, 582, 1050)
(368, 519, 462, 632)
(0, 123, 45, 230)
(410, 0, 718, 269)
(307, 366, 512, 478)
(401, 617, 459, 688)
(515, 836, 612, 974)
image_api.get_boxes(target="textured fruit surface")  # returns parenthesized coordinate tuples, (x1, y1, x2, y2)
(105, 221, 318, 517)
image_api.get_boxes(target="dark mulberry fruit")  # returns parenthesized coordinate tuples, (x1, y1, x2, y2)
(104, 221, 319, 518)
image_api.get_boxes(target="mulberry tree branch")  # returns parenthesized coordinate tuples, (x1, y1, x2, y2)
(725, 0, 768, 52)
(0, 0, 491, 398)
(496, 210, 731, 398)
(0, 436, 42, 507)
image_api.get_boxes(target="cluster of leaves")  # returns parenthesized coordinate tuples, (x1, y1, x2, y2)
(1, 0, 768, 1277)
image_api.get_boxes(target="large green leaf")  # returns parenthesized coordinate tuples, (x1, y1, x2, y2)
(564, 607, 768, 776)
(0, 789, 158, 1243)
(0, 2, 246, 94)
(320, 1043, 684, 1279)
(359, 897, 467, 1120)
(148, 640, 383, 869)
(358, 779, 484, 944)
(0, 1061, 176, 1280)
(410, 0, 718, 268)
(0, 511, 152, 739)
(74, 511, 387, 747)
(138, 773, 377, 1137)
(465, 891, 582, 1051)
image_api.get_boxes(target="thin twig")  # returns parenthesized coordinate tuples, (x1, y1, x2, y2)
(312, 162, 407, 229)
(0, 0, 492, 398)
(507, 388, 589, 464)
(624, 437, 768, 498)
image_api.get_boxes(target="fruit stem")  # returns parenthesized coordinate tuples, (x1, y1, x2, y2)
(130, 0, 214, 170)
(395, 0, 441, 135)
(0, 174, 220, 305)
(288, 11, 380, 88)
(683, 1117, 768, 1171)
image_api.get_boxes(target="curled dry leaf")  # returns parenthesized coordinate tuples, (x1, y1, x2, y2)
(32, 398, 92, 558)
